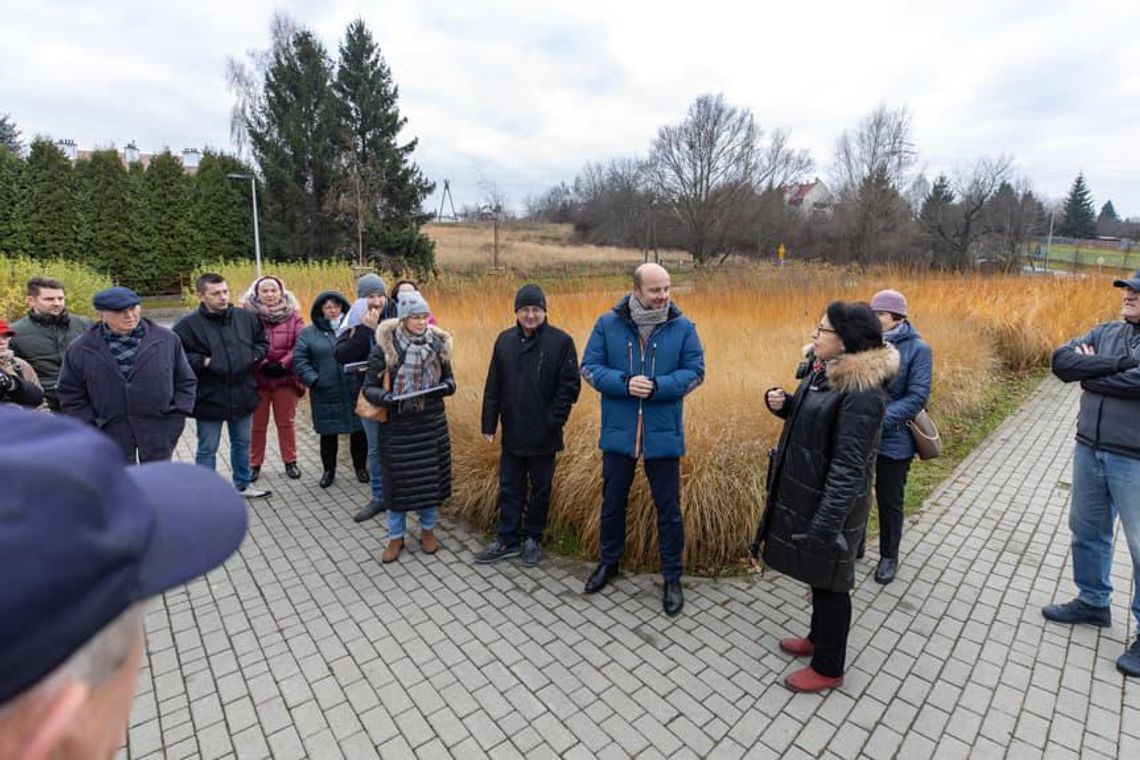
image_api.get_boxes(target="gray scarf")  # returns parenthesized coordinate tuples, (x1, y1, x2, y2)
(393, 326, 442, 395)
(629, 296, 669, 342)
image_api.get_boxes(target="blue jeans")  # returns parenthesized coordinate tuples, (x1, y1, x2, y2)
(195, 416, 254, 489)
(1070, 442, 1140, 629)
(387, 508, 438, 539)
(360, 418, 384, 502)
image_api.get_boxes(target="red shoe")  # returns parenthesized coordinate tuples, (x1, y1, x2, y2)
(778, 637, 815, 657)
(784, 666, 843, 693)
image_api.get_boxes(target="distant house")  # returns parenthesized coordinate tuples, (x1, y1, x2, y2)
(783, 178, 832, 218)
(56, 139, 201, 175)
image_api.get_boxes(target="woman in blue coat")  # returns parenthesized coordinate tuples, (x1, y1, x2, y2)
(293, 290, 368, 488)
(865, 289, 933, 584)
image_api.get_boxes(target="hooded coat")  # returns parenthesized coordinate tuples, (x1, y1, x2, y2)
(760, 344, 899, 593)
(580, 294, 704, 459)
(293, 291, 362, 435)
(56, 319, 197, 461)
(362, 319, 456, 512)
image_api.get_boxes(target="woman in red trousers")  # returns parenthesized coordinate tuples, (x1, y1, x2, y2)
(243, 275, 306, 481)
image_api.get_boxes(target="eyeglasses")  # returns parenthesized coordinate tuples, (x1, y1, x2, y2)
(812, 325, 837, 336)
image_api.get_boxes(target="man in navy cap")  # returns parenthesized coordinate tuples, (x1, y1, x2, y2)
(56, 286, 197, 463)
(1044, 270, 1140, 678)
(0, 407, 248, 758)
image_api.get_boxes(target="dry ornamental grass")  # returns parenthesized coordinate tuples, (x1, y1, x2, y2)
(187, 256, 1116, 573)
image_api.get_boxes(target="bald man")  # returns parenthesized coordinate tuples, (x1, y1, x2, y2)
(580, 263, 705, 616)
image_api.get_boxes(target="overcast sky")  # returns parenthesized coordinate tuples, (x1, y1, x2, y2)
(3, 0, 1138, 218)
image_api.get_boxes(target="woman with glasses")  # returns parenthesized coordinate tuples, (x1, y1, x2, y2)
(361, 291, 456, 563)
(863, 289, 932, 584)
(758, 302, 898, 692)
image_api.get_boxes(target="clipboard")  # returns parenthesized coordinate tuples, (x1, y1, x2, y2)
(389, 384, 448, 402)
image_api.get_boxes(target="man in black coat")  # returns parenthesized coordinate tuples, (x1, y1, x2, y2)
(173, 273, 270, 498)
(57, 287, 197, 463)
(475, 284, 581, 567)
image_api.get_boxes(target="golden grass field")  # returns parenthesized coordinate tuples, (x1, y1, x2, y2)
(3, 224, 1120, 572)
(172, 249, 1119, 573)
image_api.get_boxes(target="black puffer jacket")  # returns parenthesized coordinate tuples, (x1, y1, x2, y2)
(362, 320, 456, 512)
(482, 321, 580, 456)
(173, 305, 268, 421)
(760, 344, 898, 592)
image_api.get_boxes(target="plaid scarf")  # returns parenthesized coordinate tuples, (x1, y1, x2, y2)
(392, 325, 442, 395)
(102, 322, 145, 376)
(629, 295, 669, 343)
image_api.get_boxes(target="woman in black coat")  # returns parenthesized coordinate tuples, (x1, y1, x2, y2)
(294, 290, 368, 488)
(759, 302, 898, 693)
(362, 292, 455, 563)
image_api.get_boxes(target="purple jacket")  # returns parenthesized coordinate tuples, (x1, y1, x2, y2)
(56, 319, 197, 462)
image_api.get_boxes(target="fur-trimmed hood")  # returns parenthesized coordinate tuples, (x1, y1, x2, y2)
(825, 343, 899, 392)
(374, 318, 454, 367)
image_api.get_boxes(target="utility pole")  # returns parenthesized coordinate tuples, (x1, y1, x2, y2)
(1045, 209, 1055, 272)
(227, 173, 263, 277)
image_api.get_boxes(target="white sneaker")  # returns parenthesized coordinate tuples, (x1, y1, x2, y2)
(238, 486, 271, 499)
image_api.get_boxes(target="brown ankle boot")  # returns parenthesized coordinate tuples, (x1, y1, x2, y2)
(421, 529, 439, 555)
(381, 538, 404, 564)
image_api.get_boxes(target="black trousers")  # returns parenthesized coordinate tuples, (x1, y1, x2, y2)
(600, 453, 683, 582)
(875, 455, 912, 560)
(808, 587, 852, 678)
(496, 450, 557, 546)
(319, 430, 368, 473)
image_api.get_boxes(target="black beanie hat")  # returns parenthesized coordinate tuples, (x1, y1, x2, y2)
(514, 284, 546, 311)
(825, 301, 883, 354)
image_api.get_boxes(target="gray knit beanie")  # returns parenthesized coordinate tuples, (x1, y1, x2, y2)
(396, 292, 430, 320)
(356, 273, 387, 298)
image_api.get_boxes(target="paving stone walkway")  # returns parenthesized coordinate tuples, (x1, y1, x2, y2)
(122, 376, 1138, 759)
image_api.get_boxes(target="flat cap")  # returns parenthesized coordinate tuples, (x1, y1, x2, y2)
(93, 286, 142, 311)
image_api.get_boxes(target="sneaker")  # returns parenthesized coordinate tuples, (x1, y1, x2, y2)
(1041, 598, 1112, 627)
(521, 537, 542, 567)
(238, 486, 271, 499)
(1117, 635, 1140, 677)
(474, 539, 520, 564)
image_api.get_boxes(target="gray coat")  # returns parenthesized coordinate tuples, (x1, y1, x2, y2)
(1051, 320, 1140, 460)
(57, 319, 197, 462)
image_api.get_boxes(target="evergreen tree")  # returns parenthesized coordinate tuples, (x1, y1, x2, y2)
(1098, 200, 1119, 222)
(247, 29, 342, 260)
(189, 151, 258, 265)
(0, 148, 27, 257)
(333, 18, 435, 270)
(919, 175, 957, 267)
(125, 161, 154, 286)
(0, 113, 20, 155)
(74, 149, 133, 280)
(144, 151, 193, 291)
(1058, 173, 1097, 239)
(19, 139, 81, 261)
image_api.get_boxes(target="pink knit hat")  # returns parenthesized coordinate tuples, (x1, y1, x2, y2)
(870, 289, 908, 317)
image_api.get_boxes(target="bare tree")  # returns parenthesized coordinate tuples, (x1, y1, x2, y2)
(832, 105, 916, 194)
(226, 12, 299, 157)
(647, 93, 810, 265)
(924, 156, 1012, 269)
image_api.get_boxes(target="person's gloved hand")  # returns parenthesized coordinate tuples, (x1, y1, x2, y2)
(0, 371, 15, 394)
(261, 362, 287, 378)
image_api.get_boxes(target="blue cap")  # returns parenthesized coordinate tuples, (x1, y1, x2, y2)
(0, 408, 248, 704)
(1113, 270, 1140, 291)
(93, 286, 142, 311)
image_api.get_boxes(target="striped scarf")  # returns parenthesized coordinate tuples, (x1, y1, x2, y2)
(102, 322, 145, 376)
(392, 326, 442, 395)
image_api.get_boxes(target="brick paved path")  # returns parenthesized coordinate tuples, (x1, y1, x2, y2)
(123, 377, 1138, 759)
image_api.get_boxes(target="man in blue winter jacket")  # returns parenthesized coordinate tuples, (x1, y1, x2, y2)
(1043, 270, 1140, 677)
(580, 263, 704, 616)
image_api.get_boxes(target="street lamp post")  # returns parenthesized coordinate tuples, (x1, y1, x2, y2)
(227, 173, 263, 278)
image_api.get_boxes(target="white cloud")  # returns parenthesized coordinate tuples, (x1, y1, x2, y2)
(2, 0, 1138, 215)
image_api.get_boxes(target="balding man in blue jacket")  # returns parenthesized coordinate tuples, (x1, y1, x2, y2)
(580, 263, 704, 616)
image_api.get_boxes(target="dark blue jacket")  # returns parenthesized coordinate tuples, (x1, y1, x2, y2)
(581, 295, 704, 459)
(56, 319, 197, 461)
(879, 320, 932, 460)
(1051, 319, 1140, 460)
(294, 291, 362, 436)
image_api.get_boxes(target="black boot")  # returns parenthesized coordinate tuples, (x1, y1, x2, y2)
(355, 467, 370, 484)
(874, 557, 897, 584)
(663, 581, 684, 617)
(285, 462, 301, 479)
(584, 563, 618, 594)
(353, 499, 384, 523)
(319, 471, 335, 489)
(249, 465, 261, 483)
